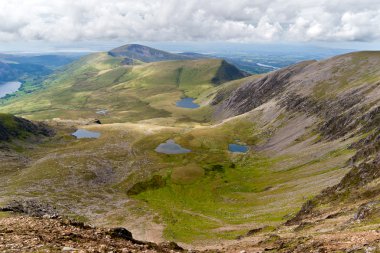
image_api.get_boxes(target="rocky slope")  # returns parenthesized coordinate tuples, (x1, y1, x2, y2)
(0, 212, 185, 253)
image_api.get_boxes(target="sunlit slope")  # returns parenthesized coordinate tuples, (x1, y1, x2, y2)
(0, 52, 244, 123)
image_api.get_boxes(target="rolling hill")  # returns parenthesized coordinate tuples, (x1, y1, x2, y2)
(0, 47, 380, 251)
(0, 46, 246, 123)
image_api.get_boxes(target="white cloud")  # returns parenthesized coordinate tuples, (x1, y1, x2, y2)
(0, 0, 379, 42)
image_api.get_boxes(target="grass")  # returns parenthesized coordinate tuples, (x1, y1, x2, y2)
(0, 111, 355, 244)
(0, 107, 353, 243)
(0, 55, 241, 124)
(116, 119, 354, 243)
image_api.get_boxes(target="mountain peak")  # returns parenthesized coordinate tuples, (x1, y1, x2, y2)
(108, 44, 190, 63)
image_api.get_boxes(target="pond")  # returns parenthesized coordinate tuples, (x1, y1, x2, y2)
(155, 139, 191, 154)
(228, 143, 249, 153)
(176, 97, 200, 109)
(0, 81, 21, 98)
(96, 109, 108, 115)
(72, 129, 101, 139)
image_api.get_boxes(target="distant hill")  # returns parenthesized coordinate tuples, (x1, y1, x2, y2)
(0, 61, 51, 83)
(108, 44, 192, 63)
(7, 55, 77, 69)
(0, 53, 79, 83)
(178, 52, 213, 59)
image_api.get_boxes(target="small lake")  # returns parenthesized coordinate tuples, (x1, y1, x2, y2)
(228, 144, 249, 153)
(96, 109, 108, 115)
(0, 81, 21, 98)
(72, 129, 101, 139)
(155, 139, 191, 154)
(176, 98, 200, 109)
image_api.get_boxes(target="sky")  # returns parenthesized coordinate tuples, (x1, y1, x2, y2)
(0, 0, 380, 52)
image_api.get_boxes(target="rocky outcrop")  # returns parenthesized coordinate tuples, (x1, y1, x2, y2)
(0, 214, 187, 252)
(0, 199, 59, 218)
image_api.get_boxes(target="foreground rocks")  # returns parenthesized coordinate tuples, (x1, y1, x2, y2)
(0, 214, 186, 253)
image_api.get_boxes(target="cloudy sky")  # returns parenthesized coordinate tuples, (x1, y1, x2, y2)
(1, 0, 380, 51)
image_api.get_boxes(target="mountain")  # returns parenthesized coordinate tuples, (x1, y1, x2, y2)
(108, 44, 191, 63)
(0, 53, 79, 100)
(1, 48, 380, 251)
(6, 55, 77, 69)
(0, 47, 246, 123)
(0, 61, 51, 83)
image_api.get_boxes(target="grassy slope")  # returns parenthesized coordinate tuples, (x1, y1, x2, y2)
(0, 53, 234, 123)
(0, 114, 354, 244)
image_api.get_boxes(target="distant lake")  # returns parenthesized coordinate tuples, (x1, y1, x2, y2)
(155, 139, 191, 154)
(96, 109, 108, 115)
(228, 144, 249, 153)
(0, 81, 21, 98)
(72, 129, 101, 139)
(176, 98, 200, 109)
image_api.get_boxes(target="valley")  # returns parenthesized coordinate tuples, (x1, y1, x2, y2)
(0, 45, 379, 252)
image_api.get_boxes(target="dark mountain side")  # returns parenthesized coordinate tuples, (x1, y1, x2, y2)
(211, 60, 248, 85)
(108, 44, 191, 63)
(0, 113, 53, 141)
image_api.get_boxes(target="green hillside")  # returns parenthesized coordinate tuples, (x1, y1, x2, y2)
(0, 52, 245, 123)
